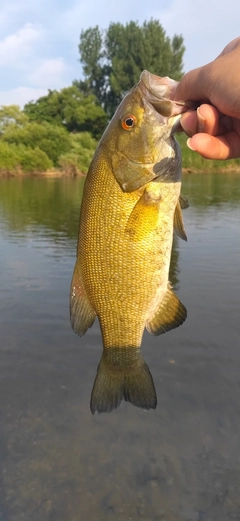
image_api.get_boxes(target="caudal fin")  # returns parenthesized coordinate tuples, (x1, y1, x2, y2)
(90, 347, 157, 414)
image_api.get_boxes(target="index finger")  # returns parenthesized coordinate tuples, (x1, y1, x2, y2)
(172, 67, 210, 103)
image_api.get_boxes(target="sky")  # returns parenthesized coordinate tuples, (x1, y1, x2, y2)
(0, 0, 239, 108)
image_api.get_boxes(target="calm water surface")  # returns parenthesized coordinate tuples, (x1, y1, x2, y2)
(0, 173, 240, 521)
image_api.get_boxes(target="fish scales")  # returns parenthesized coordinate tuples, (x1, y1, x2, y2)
(70, 70, 189, 413)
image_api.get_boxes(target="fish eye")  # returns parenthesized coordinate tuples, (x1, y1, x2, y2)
(121, 114, 137, 131)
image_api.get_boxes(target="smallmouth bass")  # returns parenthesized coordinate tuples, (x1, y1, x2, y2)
(70, 71, 190, 414)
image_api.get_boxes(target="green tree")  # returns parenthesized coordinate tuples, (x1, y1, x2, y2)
(24, 85, 107, 139)
(2, 121, 71, 165)
(78, 20, 185, 115)
(0, 105, 28, 133)
(0, 141, 52, 174)
(58, 132, 97, 174)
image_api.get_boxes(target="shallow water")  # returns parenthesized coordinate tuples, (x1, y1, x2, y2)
(0, 173, 240, 521)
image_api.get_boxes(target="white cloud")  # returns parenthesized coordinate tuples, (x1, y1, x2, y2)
(28, 58, 69, 89)
(0, 23, 41, 68)
(0, 87, 49, 108)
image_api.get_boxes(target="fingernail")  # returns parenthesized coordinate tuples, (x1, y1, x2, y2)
(197, 107, 206, 132)
(186, 138, 196, 151)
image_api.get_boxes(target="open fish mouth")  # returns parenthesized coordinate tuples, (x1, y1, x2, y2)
(139, 70, 196, 118)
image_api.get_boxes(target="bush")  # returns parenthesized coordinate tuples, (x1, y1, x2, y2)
(0, 141, 52, 174)
(2, 121, 71, 165)
(18, 146, 53, 173)
(0, 142, 20, 172)
(58, 131, 97, 174)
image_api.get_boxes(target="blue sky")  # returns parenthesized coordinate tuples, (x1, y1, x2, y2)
(1, 0, 239, 107)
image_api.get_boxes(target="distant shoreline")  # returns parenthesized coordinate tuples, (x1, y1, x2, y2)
(1, 166, 240, 178)
(0, 168, 86, 178)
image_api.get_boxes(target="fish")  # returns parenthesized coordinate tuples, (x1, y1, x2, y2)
(70, 70, 190, 414)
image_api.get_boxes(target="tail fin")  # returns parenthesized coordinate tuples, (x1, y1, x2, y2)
(90, 347, 157, 414)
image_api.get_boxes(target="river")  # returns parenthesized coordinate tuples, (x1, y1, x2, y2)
(0, 173, 240, 521)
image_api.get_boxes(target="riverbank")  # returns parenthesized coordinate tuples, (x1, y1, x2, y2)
(1, 135, 240, 177)
(0, 167, 86, 178)
(1, 164, 240, 178)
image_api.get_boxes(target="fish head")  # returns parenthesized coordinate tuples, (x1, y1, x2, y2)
(100, 70, 193, 192)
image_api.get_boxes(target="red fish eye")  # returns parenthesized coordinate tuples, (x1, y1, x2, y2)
(121, 114, 137, 130)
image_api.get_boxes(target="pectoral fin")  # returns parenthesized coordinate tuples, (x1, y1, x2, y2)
(179, 193, 189, 209)
(70, 263, 96, 336)
(125, 189, 161, 241)
(174, 200, 187, 241)
(146, 284, 187, 335)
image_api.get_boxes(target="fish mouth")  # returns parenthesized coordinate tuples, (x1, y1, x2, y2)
(139, 70, 196, 119)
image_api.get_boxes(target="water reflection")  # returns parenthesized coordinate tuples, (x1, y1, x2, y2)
(0, 173, 240, 520)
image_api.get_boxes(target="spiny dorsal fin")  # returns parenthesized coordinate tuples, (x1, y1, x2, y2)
(146, 284, 187, 335)
(70, 263, 96, 336)
(174, 200, 187, 241)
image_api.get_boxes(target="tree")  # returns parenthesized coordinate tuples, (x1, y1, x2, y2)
(24, 85, 107, 139)
(0, 141, 52, 174)
(2, 121, 71, 165)
(58, 132, 97, 174)
(78, 20, 185, 115)
(0, 105, 28, 133)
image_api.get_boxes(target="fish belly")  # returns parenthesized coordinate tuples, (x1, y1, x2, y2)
(78, 159, 179, 349)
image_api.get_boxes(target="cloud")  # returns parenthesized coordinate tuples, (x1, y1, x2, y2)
(0, 23, 41, 68)
(28, 58, 70, 89)
(0, 87, 49, 108)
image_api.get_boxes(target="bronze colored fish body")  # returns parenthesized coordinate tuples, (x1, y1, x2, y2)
(70, 71, 189, 413)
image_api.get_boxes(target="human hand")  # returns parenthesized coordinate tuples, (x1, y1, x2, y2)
(172, 37, 240, 160)
(180, 104, 240, 160)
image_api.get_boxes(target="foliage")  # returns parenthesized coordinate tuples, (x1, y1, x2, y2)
(24, 86, 107, 139)
(0, 105, 29, 132)
(0, 141, 52, 174)
(58, 132, 97, 174)
(2, 121, 71, 165)
(78, 20, 185, 115)
(19, 146, 53, 173)
(0, 104, 97, 174)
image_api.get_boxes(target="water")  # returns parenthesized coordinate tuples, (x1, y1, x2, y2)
(0, 173, 240, 521)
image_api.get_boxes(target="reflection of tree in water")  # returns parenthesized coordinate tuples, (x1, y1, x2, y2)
(182, 171, 240, 208)
(0, 177, 84, 243)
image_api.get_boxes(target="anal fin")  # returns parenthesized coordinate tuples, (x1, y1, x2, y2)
(70, 262, 96, 336)
(146, 284, 187, 335)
